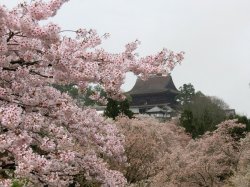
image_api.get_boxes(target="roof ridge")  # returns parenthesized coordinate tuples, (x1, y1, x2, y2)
(126, 74, 178, 95)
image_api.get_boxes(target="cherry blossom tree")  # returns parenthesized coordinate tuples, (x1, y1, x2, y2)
(115, 116, 190, 184)
(225, 133, 250, 187)
(149, 120, 246, 187)
(0, 0, 184, 186)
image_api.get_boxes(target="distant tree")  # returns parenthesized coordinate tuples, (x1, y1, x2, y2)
(230, 114, 250, 132)
(179, 89, 227, 138)
(176, 83, 195, 106)
(104, 98, 120, 119)
(180, 109, 194, 135)
(54, 84, 133, 119)
(104, 98, 133, 119)
(119, 99, 134, 118)
(83, 85, 107, 106)
(53, 84, 107, 106)
(53, 84, 78, 97)
(53, 84, 83, 102)
(209, 96, 230, 110)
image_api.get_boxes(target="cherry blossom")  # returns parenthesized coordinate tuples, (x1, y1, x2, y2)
(0, 0, 183, 186)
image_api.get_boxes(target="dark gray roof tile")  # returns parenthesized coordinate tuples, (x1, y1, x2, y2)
(127, 75, 179, 95)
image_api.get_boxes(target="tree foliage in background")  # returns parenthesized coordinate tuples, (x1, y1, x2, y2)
(176, 83, 195, 106)
(178, 84, 227, 138)
(210, 95, 230, 110)
(231, 114, 250, 132)
(104, 98, 133, 120)
(54, 84, 134, 119)
(53, 84, 106, 106)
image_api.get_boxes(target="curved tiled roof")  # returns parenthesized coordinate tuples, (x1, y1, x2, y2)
(127, 75, 179, 95)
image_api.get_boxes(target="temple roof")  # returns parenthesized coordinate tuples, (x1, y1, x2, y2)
(127, 75, 179, 95)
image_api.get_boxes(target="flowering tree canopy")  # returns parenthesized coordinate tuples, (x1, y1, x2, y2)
(148, 120, 246, 187)
(115, 116, 190, 184)
(0, 0, 184, 186)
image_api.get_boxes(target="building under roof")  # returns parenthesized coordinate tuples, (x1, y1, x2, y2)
(126, 74, 179, 118)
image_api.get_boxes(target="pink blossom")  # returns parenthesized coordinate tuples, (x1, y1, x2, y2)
(0, 104, 22, 128)
(0, 0, 183, 186)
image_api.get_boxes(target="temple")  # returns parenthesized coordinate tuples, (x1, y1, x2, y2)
(126, 74, 179, 118)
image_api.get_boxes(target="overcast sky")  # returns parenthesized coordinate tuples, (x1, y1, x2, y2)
(2, 0, 250, 117)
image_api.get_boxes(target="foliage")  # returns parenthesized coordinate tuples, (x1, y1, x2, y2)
(210, 96, 230, 110)
(53, 84, 80, 100)
(11, 179, 27, 187)
(176, 83, 195, 106)
(0, 0, 183, 186)
(104, 98, 133, 119)
(230, 114, 250, 132)
(104, 98, 120, 119)
(178, 85, 227, 138)
(54, 84, 134, 119)
(53, 84, 107, 106)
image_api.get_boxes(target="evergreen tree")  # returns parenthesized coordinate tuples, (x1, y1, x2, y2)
(104, 98, 133, 119)
(178, 84, 227, 138)
(119, 99, 133, 118)
(104, 98, 120, 119)
(176, 83, 195, 106)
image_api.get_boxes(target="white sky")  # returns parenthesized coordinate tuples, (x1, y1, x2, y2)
(2, 0, 250, 117)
